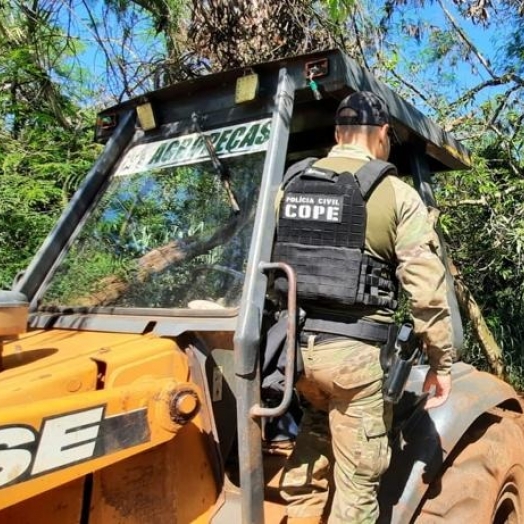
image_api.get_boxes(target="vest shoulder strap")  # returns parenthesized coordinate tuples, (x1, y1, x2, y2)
(301, 165, 338, 182)
(282, 157, 318, 189)
(283, 157, 397, 198)
(354, 159, 397, 200)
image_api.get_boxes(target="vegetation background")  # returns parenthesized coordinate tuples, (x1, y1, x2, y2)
(1, 0, 523, 386)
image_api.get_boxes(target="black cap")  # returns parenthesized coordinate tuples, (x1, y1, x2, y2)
(335, 91, 389, 126)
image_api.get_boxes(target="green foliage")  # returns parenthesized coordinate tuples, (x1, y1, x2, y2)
(322, 0, 355, 23)
(435, 106, 524, 387)
(0, 2, 101, 289)
(43, 246, 130, 306)
(0, 172, 59, 288)
(0, 122, 101, 288)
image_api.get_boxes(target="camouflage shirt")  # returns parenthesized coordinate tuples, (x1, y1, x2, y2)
(312, 144, 453, 375)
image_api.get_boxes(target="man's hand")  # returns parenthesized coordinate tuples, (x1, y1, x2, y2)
(423, 370, 452, 409)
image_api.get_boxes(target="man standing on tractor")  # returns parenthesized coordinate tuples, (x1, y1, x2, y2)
(275, 91, 454, 523)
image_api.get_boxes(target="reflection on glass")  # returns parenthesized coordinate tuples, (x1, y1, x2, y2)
(40, 152, 265, 310)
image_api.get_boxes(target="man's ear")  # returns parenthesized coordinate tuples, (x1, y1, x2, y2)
(334, 126, 339, 143)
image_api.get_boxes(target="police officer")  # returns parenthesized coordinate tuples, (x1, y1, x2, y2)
(277, 91, 453, 524)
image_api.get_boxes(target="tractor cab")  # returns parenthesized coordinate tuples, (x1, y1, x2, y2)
(21, 50, 468, 341)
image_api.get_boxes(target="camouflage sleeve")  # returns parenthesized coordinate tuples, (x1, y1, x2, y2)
(391, 177, 453, 375)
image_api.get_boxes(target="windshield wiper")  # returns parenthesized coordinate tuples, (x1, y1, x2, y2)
(192, 112, 241, 214)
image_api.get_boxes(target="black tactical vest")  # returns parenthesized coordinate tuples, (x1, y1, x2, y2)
(273, 158, 398, 310)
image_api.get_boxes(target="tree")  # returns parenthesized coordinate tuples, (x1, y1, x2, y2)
(374, 0, 524, 382)
(0, 1, 100, 288)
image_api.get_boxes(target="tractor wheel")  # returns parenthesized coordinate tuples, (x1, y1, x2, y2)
(415, 409, 524, 524)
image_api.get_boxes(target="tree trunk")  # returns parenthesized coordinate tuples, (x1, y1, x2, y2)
(449, 262, 505, 378)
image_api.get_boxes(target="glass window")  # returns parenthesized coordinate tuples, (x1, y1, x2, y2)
(40, 120, 270, 310)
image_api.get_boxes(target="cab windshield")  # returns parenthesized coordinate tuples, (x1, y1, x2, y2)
(39, 118, 270, 310)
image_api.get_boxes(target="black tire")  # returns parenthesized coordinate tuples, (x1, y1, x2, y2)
(415, 409, 524, 524)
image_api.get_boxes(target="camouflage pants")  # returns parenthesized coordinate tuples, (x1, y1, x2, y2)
(280, 337, 392, 523)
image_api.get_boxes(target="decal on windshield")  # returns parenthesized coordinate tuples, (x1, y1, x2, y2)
(116, 118, 272, 176)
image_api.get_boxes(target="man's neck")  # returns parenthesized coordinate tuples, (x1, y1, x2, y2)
(329, 143, 375, 161)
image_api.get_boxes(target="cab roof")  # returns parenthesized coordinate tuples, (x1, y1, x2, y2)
(98, 49, 470, 174)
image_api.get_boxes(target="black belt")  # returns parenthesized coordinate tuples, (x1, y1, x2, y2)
(303, 317, 391, 344)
